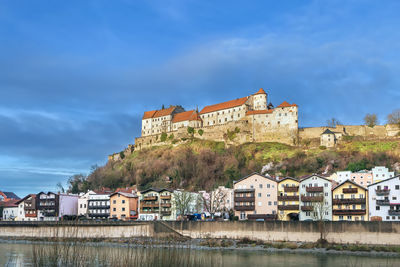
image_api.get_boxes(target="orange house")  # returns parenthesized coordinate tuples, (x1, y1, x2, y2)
(110, 192, 138, 220)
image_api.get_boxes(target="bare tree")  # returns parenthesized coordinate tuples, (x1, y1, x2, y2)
(172, 190, 194, 220)
(311, 197, 331, 244)
(364, 113, 378, 128)
(387, 109, 400, 126)
(326, 118, 341, 128)
(201, 188, 228, 219)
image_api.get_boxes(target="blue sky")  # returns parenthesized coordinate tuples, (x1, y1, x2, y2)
(1, 0, 400, 197)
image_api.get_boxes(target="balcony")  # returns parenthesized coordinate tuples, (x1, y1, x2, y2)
(278, 195, 299, 201)
(161, 211, 171, 215)
(234, 188, 255, 193)
(376, 200, 390, 206)
(161, 203, 171, 208)
(89, 205, 110, 209)
(25, 213, 37, 218)
(160, 195, 171, 200)
(375, 189, 390, 196)
(333, 198, 366, 205)
(234, 196, 255, 202)
(284, 186, 299, 193)
(301, 195, 323, 202)
(301, 206, 313, 211)
(332, 209, 366, 215)
(388, 210, 400, 216)
(234, 205, 255, 211)
(143, 196, 158, 201)
(343, 188, 358, 194)
(278, 205, 299, 210)
(140, 210, 156, 214)
(141, 203, 159, 208)
(306, 186, 323, 193)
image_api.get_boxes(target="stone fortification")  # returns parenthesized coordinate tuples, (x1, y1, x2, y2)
(132, 88, 298, 152)
(299, 124, 400, 140)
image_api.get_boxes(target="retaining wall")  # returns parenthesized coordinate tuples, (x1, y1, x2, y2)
(1, 221, 400, 245)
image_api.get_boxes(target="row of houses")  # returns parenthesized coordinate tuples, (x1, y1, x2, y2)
(0, 186, 233, 222)
(1, 166, 398, 222)
(234, 172, 400, 222)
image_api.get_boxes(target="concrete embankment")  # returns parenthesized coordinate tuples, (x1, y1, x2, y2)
(1, 221, 400, 245)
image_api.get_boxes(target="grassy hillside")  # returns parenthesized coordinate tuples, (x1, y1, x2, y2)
(68, 138, 400, 193)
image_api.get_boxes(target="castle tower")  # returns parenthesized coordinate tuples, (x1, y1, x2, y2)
(252, 88, 267, 110)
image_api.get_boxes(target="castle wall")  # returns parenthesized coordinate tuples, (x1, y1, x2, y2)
(299, 124, 400, 140)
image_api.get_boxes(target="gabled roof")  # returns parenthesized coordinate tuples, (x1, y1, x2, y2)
(142, 106, 177, 120)
(110, 191, 137, 198)
(233, 172, 277, 184)
(253, 88, 267, 95)
(16, 194, 36, 205)
(140, 188, 173, 194)
(0, 191, 20, 200)
(299, 174, 332, 183)
(278, 177, 299, 183)
(276, 101, 297, 108)
(153, 106, 176, 118)
(200, 97, 248, 115)
(172, 110, 202, 123)
(142, 110, 157, 120)
(246, 109, 273, 116)
(321, 129, 335, 135)
(367, 175, 400, 188)
(332, 179, 368, 191)
(1, 200, 18, 207)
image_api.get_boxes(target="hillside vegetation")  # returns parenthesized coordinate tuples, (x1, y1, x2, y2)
(68, 138, 400, 193)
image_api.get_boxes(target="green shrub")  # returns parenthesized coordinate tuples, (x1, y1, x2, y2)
(187, 127, 195, 135)
(198, 129, 204, 136)
(319, 146, 326, 150)
(342, 135, 355, 142)
(168, 134, 174, 140)
(119, 152, 125, 159)
(160, 132, 168, 142)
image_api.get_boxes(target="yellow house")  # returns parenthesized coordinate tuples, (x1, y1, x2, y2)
(332, 180, 368, 221)
(110, 192, 138, 220)
(277, 177, 300, 221)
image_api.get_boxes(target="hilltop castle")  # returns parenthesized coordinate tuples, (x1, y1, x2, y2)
(106, 88, 399, 160)
(135, 88, 299, 150)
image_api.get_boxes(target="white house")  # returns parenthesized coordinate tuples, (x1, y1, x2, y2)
(372, 166, 395, 183)
(299, 175, 332, 221)
(78, 190, 96, 217)
(2, 201, 18, 221)
(368, 175, 400, 221)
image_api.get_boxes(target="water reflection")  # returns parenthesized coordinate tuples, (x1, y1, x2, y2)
(1, 243, 400, 267)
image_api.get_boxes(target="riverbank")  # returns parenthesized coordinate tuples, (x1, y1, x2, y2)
(1, 236, 400, 258)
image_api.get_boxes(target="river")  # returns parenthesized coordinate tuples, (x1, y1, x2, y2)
(1, 242, 400, 266)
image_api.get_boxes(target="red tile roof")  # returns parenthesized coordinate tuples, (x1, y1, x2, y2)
(200, 97, 248, 114)
(153, 106, 176, 118)
(1, 200, 18, 207)
(142, 110, 157, 120)
(276, 101, 297, 108)
(142, 106, 177, 120)
(172, 110, 202, 123)
(253, 88, 267, 95)
(246, 109, 273, 115)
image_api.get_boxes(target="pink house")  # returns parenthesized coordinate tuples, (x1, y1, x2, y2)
(233, 173, 278, 220)
(351, 172, 373, 187)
